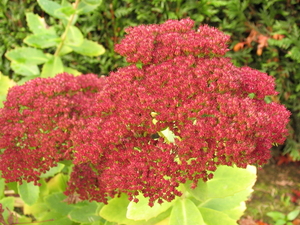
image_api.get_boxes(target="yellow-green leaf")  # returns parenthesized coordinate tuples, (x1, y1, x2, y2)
(127, 192, 175, 221)
(0, 73, 15, 108)
(24, 33, 60, 49)
(65, 26, 84, 47)
(41, 55, 64, 78)
(169, 198, 205, 225)
(6, 47, 48, 65)
(11, 61, 40, 76)
(26, 12, 56, 35)
(18, 181, 40, 206)
(70, 39, 105, 56)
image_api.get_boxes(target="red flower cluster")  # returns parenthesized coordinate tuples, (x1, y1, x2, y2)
(0, 18, 290, 206)
(115, 18, 229, 64)
(0, 73, 106, 184)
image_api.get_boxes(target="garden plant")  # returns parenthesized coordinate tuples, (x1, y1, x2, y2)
(0, 17, 291, 225)
(267, 208, 300, 225)
(4, 0, 105, 81)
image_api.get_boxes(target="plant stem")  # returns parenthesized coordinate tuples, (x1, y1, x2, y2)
(54, 0, 80, 56)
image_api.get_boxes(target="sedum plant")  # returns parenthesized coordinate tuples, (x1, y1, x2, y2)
(4, 0, 105, 82)
(0, 18, 290, 224)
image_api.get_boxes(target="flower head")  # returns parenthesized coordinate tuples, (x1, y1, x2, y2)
(115, 18, 230, 64)
(0, 19, 290, 206)
(0, 73, 105, 184)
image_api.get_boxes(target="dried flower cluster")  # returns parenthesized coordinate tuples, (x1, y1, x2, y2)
(0, 18, 290, 206)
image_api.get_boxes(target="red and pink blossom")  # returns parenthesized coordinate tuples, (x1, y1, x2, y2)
(0, 18, 290, 206)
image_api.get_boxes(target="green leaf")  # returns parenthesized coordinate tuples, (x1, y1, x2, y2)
(6, 182, 18, 194)
(104, 221, 117, 225)
(287, 46, 300, 63)
(58, 45, 73, 56)
(126, 192, 175, 221)
(160, 127, 178, 143)
(77, 0, 102, 14)
(5, 47, 49, 65)
(64, 66, 82, 76)
(200, 188, 254, 220)
(70, 39, 105, 56)
(17, 76, 40, 85)
(84, 0, 102, 4)
(287, 209, 300, 221)
(24, 33, 60, 48)
(0, 197, 15, 222)
(248, 93, 256, 99)
(81, 221, 105, 225)
(44, 192, 75, 216)
(200, 188, 250, 211)
(40, 163, 65, 178)
(0, 197, 14, 210)
(37, 0, 65, 20)
(65, 25, 84, 47)
(136, 62, 143, 69)
(38, 178, 50, 198)
(267, 211, 286, 221)
(264, 96, 272, 103)
(99, 194, 132, 224)
(0, 73, 14, 108)
(11, 61, 40, 76)
(16, 215, 33, 223)
(199, 207, 237, 225)
(169, 198, 205, 225)
(56, 6, 76, 18)
(143, 208, 173, 225)
(41, 55, 64, 78)
(47, 173, 68, 193)
(35, 211, 73, 225)
(100, 194, 172, 225)
(275, 219, 288, 225)
(26, 12, 56, 35)
(18, 181, 40, 205)
(185, 165, 257, 201)
(23, 202, 49, 220)
(69, 201, 102, 223)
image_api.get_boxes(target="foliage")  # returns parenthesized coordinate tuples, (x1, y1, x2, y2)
(267, 209, 300, 225)
(0, 0, 33, 77)
(223, 0, 300, 160)
(4, 0, 105, 83)
(0, 165, 256, 225)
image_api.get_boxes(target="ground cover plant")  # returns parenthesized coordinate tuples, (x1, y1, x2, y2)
(0, 17, 291, 225)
